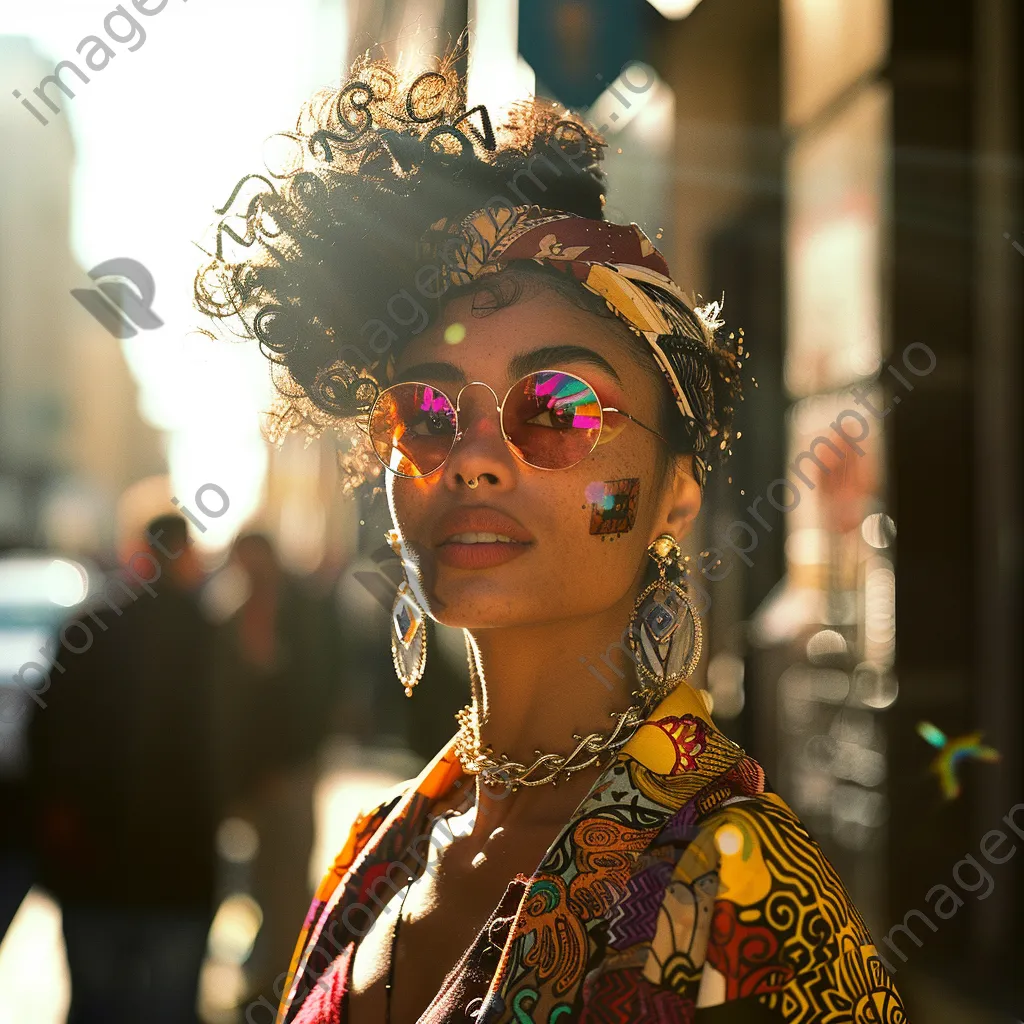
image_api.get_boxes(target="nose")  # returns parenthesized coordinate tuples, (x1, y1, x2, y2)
(442, 381, 516, 491)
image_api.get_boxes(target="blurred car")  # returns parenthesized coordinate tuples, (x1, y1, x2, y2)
(0, 551, 95, 938)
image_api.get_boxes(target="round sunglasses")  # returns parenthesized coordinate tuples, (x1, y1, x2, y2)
(365, 369, 668, 478)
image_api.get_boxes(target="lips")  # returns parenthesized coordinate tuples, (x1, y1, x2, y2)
(434, 506, 534, 570)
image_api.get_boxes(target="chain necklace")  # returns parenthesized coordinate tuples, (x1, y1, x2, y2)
(452, 634, 660, 793)
(386, 660, 668, 1022)
(448, 535, 707, 792)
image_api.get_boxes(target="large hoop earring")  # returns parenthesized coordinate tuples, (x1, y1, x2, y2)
(385, 529, 428, 697)
(390, 580, 427, 697)
(628, 534, 703, 701)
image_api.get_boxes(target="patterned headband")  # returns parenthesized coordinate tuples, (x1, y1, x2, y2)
(416, 205, 730, 488)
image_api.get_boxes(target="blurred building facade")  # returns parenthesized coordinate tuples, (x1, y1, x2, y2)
(352, 0, 1022, 1017)
(646, 0, 1022, 1018)
(0, 38, 164, 557)
(0, 37, 77, 548)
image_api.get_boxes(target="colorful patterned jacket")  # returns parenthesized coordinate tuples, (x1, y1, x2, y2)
(275, 683, 909, 1023)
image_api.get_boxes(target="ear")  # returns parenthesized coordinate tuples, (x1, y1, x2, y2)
(651, 454, 702, 544)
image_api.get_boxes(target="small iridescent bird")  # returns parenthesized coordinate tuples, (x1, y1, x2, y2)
(916, 721, 1000, 800)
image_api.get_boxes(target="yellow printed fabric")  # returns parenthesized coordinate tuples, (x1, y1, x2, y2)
(277, 684, 909, 1023)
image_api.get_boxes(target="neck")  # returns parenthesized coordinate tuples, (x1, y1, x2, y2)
(447, 563, 717, 836)
(455, 599, 626, 829)
(469, 630, 635, 767)
(456, 583, 708, 830)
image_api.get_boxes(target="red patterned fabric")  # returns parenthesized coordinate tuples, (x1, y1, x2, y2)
(580, 968, 698, 1023)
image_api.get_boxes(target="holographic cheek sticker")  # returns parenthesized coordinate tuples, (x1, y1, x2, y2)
(586, 478, 640, 537)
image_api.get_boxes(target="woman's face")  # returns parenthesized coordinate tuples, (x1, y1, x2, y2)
(386, 281, 699, 629)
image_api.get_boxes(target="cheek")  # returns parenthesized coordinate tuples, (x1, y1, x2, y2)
(568, 447, 663, 584)
(575, 437, 662, 542)
(553, 473, 653, 611)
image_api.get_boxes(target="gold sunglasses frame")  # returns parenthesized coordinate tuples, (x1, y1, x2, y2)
(364, 369, 669, 479)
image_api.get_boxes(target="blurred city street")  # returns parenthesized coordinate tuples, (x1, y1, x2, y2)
(0, 743, 421, 1024)
(0, 0, 1020, 1021)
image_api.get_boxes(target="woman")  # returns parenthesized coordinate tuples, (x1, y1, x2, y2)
(196, 51, 908, 1024)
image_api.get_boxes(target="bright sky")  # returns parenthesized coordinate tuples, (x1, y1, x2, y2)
(2, 0, 347, 548)
(3, 0, 677, 551)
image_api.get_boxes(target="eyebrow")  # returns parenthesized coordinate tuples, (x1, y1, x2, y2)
(392, 361, 464, 385)
(510, 345, 623, 384)
(394, 345, 624, 387)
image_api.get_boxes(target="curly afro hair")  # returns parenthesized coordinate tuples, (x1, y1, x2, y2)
(194, 48, 743, 494)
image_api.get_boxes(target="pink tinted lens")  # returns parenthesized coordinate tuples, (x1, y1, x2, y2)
(502, 371, 602, 469)
(369, 383, 457, 476)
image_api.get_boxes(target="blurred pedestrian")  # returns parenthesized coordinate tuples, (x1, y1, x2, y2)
(210, 532, 334, 1009)
(30, 513, 216, 1024)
